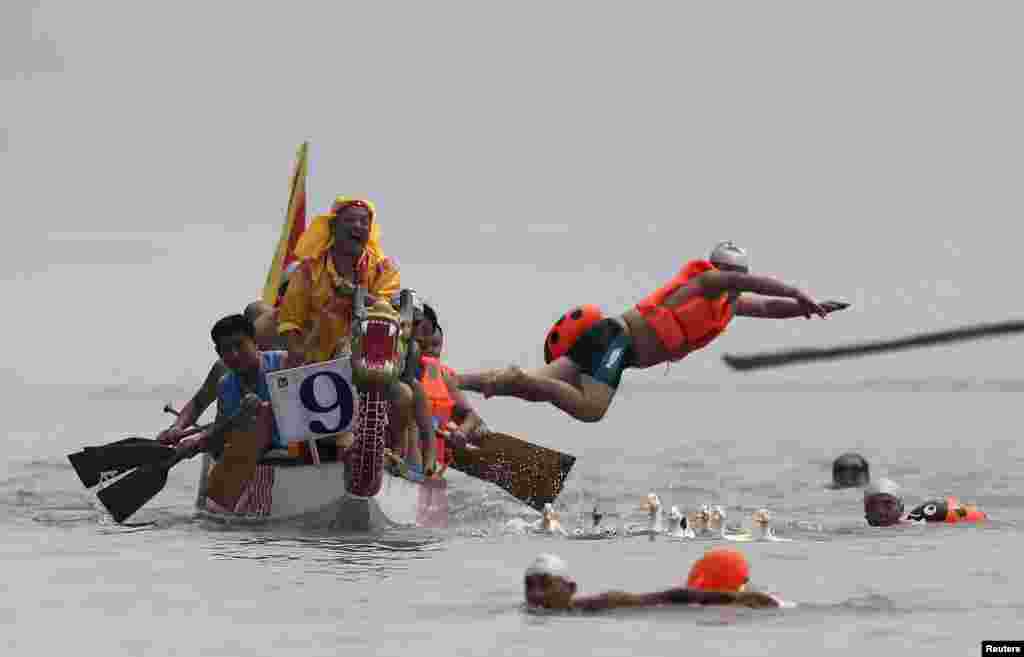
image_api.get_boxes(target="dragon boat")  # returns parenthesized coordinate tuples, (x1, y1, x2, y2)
(193, 288, 449, 530)
(193, 452, 448, 530)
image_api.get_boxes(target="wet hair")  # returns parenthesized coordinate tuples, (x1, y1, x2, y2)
(242, 301, 272, 324)
(832, 452, 870, 489)
(211, 314, 255, 346)
(420, 304, 441, 336)
(864, 492, 905, 527)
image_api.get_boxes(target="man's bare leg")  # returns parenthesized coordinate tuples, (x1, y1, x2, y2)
(459, 359, 579, 397)
(459, 358, 615, 423)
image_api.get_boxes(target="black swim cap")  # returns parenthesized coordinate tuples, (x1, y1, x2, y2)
(832, 452, 870, 489)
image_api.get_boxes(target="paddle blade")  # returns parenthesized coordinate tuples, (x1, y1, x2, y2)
(68, 438, 175, 489)
(96, 463, 172, 523)
(448, 433, 575, 512)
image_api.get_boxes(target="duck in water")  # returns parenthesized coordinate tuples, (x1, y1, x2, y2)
(751, 508, 791, 542)
(539, 502, 568, 536)
(630, 493, 665, 536)
(688, 504, 712, 537)
(666, 505, 695, 538)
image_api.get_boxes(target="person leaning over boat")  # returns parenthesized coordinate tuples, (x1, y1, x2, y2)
(163, 313, 288, 511)
(523, 552, 783, 612)
(379, 290, 432, 478)
(412, 303, 488, 472)
(158, 300, 286, 445)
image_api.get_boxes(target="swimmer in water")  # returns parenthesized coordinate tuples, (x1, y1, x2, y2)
(524, 550, 783, 612)
(863, 479, 988, 526)
(830, 452, 870, 489)
(863, 478, 907, 527)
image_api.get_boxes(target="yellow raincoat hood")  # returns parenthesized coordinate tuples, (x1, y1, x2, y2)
(293, 196, 383, 262)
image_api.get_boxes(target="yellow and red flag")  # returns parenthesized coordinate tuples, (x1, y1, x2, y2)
(262, 141, 309, 306)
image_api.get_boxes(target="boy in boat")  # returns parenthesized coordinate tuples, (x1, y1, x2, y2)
(163, 313, 288, 511)
(524, 550, 784, 612)
(382, 290, 433, 479)
(460, 241, 849, 422)
(158, 300, 285, 445)
(409, 301, 488, 476)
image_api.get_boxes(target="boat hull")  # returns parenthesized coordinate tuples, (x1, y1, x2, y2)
(193, 454, 448, 531)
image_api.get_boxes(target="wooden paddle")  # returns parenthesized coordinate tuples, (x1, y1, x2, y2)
(446, 432, 576, 512)
(96, 401, 257, 523)
(722, 320, 1024, 372)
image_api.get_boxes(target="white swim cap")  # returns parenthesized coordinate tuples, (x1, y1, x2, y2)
(864, 477, 900, 498)
(525, 553, 569, 578)
(709, 241, 750, 272)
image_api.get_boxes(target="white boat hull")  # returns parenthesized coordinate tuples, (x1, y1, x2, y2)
(193, 454, 448, 531)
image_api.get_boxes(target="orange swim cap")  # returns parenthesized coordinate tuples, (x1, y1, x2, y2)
(543, 305, 604, 364)
(686, 548, 750, 593)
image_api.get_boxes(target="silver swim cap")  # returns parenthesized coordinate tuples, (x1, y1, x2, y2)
(525, 553, 569, 578)
(709, 241, 750, 272)
(863, 477, 900, 499)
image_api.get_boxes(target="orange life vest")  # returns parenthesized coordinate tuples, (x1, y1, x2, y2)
(635, 259, 734, 359)
(419, 355, 456, 467)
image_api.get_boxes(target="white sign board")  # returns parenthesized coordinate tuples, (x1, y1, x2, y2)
(266, 358, 359, 445)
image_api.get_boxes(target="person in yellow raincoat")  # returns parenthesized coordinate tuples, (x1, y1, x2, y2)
(277, 196, 401, 364)
(276, 197, 438, 476)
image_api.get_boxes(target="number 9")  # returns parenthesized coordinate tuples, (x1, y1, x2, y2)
(298, 371, 355, 434)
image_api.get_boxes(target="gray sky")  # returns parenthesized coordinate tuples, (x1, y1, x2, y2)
(3, 1, 1023, 386)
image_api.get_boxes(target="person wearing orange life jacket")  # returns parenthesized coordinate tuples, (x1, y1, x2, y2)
(459, 242, 850, 423)
(414, 303, 486, 476)
(863, 478, 989, 527)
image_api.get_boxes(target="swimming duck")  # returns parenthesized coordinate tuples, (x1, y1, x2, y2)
(503, 502, 568, 536)
(708, 505, 726, 536)
(666, 505, 695, 538)
(688, 503, 711, 536)
(539, 502, 568, 536)
(750, 508, 791, 542)
(630, 493, 665, 536)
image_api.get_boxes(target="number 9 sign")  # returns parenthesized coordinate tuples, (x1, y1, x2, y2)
(266, 358, 359, 443)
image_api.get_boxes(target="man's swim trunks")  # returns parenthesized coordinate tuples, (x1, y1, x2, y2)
(566, 318, 634, 388)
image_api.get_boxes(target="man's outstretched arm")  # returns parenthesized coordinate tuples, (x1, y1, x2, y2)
(572, 588, 782, 611)
(736, 297, 849, 319)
